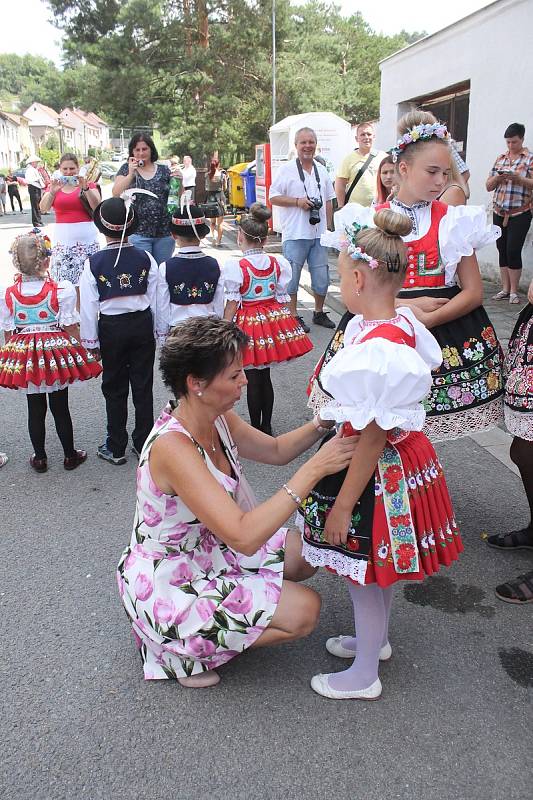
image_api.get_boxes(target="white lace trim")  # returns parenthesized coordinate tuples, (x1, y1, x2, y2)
(308, 382, 335, 416)
(301, 538, 368, 585)
(504, 406, 533, 441)
(424, 396, 504, 442)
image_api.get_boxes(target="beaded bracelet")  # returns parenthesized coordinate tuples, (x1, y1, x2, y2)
(282, 483, 302, 507)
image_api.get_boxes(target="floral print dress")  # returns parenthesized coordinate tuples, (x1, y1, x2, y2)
(117, 406, 286, 680)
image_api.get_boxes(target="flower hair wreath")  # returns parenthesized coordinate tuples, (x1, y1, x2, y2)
(344, 222, 379, 269)
(391, 122, 449, 163)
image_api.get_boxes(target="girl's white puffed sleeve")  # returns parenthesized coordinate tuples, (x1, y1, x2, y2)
(0, 287, 14, 331)
(396, 306, 443, 370)
(275, 255, 292, 303)
(223, 258, 244, 303)
(57, 281, 80, 326)
(438, 205, 501, 284)
(319, 338, 433, 432)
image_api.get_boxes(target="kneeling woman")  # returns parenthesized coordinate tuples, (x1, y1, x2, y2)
(117, 317, 355, 687)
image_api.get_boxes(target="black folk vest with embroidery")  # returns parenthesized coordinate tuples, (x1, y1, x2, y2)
(89, 246, 151, 301)
(165, 255, 220, 305)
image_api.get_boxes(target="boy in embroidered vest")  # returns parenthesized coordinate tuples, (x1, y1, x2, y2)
(155, 204, 223, 343)
(79, 197, 158, 465)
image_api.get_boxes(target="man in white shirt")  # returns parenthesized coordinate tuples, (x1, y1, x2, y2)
(24, 155, 45, 227)
(180, 155, 197, 201)
(269, 127, 335, 331)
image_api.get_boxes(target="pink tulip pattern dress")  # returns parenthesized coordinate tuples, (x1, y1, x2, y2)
(117, 405, 287, 680)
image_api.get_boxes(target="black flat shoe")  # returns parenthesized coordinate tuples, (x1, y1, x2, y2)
(64, 449, 88, 471)
(30, 454, 47, 473)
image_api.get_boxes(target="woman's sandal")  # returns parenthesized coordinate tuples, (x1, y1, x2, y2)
(492, 290, 510, 300)
(509, 293, 521, 304)
(486, 527, 533, 551)
(0, 452, 8, 468)
(495, 571, 533, 604)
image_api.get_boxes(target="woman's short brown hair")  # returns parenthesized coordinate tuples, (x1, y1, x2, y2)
(159, 317, 248, 398)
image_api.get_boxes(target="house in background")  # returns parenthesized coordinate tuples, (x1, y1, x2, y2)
(59, 108, 110, 154)
(22, 101, 60, 151)
(0, 111, 23, 168)
(377, 0, 533, 282)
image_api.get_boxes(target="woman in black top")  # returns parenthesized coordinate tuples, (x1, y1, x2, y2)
(113, 132, 176, 264)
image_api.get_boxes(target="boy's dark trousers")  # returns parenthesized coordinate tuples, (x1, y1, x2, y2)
(98, 307, 155, 457)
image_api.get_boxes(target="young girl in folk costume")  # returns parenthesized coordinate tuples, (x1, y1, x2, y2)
(310, 112, 503, 442)
(0, 231, 102, 472)
(156, 202, 225, 344)
(486, 281, 533, 604)
(223, 203, 313, 435)
(299, 209, 463, 700)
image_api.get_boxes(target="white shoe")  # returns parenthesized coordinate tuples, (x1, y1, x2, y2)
(311, 674, 382, 700)
(326, 635, 392, 661)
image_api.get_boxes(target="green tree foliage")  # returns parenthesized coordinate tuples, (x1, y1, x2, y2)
(43, 0, 423, 161)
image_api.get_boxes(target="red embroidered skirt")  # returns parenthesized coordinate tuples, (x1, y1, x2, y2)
(0, 329, 102, 392)
(236, 299, 313, 369)
(300, 430, 463, 587)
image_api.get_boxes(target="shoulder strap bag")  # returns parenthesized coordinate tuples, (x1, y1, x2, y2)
(344, 152, 376, 204)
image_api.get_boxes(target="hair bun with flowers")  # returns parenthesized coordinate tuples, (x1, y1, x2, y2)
(391, 122, 449, 162)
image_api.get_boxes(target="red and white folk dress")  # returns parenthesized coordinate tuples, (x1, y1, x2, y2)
(299, 310, 463, 587)
(224, 250, 313, 368)
(0, 275, 102, 392)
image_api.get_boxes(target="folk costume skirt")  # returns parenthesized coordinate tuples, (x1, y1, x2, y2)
(0, 327, 102, 393)
(504, 302, 533, 441)
(299, 429, 462, 587)
(397, 287, 504, 441)
(236, 298, 313, 369)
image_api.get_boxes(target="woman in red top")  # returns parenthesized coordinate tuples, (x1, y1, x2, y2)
(40, 153, 101, 291)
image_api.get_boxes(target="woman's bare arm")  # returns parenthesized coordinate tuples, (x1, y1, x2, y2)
(225, 409, 332, 466)
(149, 429, 356, 556)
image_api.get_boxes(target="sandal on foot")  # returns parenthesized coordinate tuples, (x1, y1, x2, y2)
(178, 671, 220, 688)
(492, 290, 510, 300)
(495, 571, 533, 604)
(0, 452, 8, 468)
(486, 527, 533, 551)
(509, 293, 521, 304)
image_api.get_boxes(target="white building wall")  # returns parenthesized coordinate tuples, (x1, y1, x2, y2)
(378, 0, 533, 282)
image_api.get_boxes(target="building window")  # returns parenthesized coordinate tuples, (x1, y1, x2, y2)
(400, 81, 470, 160)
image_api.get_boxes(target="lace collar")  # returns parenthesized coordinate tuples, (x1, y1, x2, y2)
(243, 248, 265, 256)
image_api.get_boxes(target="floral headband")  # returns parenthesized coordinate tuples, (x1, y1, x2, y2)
(344, 222, 379, 269)
(9, 228, 52, 271)
(391, 122, 449, 162)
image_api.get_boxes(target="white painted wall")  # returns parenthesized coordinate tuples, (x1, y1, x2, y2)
(378, 0, 533, 283)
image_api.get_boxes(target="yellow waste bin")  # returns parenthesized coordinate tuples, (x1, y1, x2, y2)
(227, 161, 250, 211)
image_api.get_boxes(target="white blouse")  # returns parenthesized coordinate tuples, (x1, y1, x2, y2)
(322, 202, 501, 287)
(320, 307, 442, 432)
(0, 279, 80, 331)
(155, 247, 226, 343)
(223, 252, 292, 304)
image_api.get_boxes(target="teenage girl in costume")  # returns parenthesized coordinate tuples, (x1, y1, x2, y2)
(311, 111, 503, 442)
(223, 203, 313, 435)
(485, 278, 533, 604)
(0, 231, 102, 472)
(298, 209, 463, 700)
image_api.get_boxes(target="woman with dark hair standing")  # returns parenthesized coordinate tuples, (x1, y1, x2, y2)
(113, 132, 176, 264)
(205, 158, 227, 247)
(487, 122, 533, 304)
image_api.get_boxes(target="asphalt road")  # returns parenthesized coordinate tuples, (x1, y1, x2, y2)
(0, 217, 531, 800)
